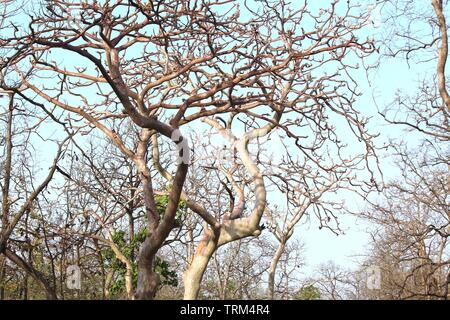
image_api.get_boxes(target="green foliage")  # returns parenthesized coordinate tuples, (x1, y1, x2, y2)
(295, 285, 321, 300)
(155, 194, 187, 226)
(103, 228, 178, 296)
(103, 195, 187, 295)
(154, 256, 178, 287)
(102, 195, 186, 296)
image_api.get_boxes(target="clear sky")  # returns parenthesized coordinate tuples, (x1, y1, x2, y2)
(297, 34, 438, 277)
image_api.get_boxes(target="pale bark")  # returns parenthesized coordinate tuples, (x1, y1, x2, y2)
(182, 122, 268, 299)
(183, 233, 218, 300)
(431, 0, 450, 110)
(107, 233, 135, 299)
(267, 241, 286, 300)
(104, 269, 114, 299)
(0, 94, 13, 299)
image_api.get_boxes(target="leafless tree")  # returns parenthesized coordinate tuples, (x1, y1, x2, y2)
(358, 146, 449, 299)
(378, 0, 449, 140)
(200, 237, 271, 300)
(0, 90, 72, 299)
(0, 0, 380, 300)
(345, 0, 450, 300)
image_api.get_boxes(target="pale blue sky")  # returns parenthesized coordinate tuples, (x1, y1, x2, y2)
(298, 44, 439, 276)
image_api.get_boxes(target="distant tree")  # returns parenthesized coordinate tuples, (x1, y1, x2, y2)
(295, 285, 321, 300)
(357, 0, 449, 300)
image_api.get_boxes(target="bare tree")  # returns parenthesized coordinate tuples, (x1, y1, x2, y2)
(0, 89, 71, 299)
(264, 161, 352, 299)
(379, 0, 449, 139)
(359, 146, 449, 299)
(176, 0, 379, 299)
(0, 0, 380, 300)
(354, 0, 450, 300)
(201, 237, 271, 300)
(309, 261, 364, 300)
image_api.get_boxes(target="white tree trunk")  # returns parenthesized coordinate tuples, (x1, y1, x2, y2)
(183, 237, 217, 300)
(267, 241, 285, 300)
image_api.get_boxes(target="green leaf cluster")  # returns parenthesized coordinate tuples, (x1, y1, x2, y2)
(295, 285, 321, 300)
(103, 227, 178, 296)
(155, 194, 187, 226)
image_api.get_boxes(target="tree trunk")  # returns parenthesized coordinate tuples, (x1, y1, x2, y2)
(135, 238, 160, 300)
(0, 255, 5, 300)
(135, 265, 159, 299)
(183, 236, 217, 300)
(267, 241, 285, 300)
(105, 269, 114, 299)
(133, 131, 188, 299)
(23, 274, 28, 300)
(124, 264, 134, 299)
